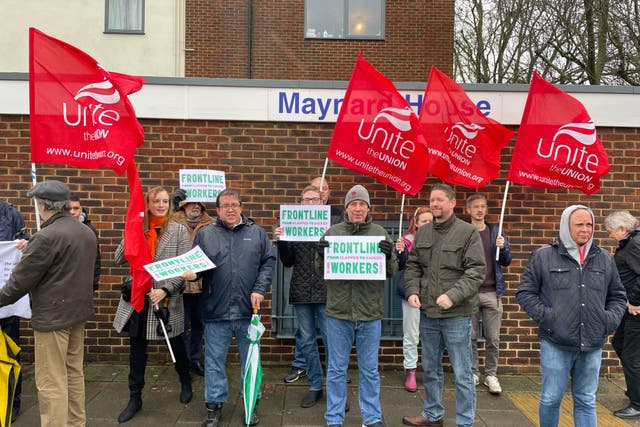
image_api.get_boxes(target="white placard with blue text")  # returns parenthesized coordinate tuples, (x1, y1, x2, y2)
(279, 205, 331, 242)
(323, 235, 386, 280)
(179, 169, 226, 203)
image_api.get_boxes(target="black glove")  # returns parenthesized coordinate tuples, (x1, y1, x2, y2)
(317, 239, 330, 257)
(171, 188, 187, 212)
(121, 277, 132, 302)
(154, 305, 173, 336)
(378, 240, 393, 259)
(12, 227, 28, 240)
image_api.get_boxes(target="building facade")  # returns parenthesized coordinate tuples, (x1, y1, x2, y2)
(2, 1, 638, 374)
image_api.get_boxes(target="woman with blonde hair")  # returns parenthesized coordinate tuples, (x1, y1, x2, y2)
(113, 186, 192, 423)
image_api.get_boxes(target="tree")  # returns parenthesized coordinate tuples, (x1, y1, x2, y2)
(454, 0, 640, 85)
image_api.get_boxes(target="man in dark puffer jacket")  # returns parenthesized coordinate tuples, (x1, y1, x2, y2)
(275, 185, 328, 409)
(517, 205, 626, 427)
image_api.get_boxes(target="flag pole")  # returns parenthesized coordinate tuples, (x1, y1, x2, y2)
(319, 158, 329, 194)
(154, 303, 176, 363)
(398, 194, 405, 239)
(495, 181, 510, 260)
(31, 162, 41, 231)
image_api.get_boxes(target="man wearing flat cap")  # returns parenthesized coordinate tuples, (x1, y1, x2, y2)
(316, 184, 398, 427)
(0, 180, 97, 427)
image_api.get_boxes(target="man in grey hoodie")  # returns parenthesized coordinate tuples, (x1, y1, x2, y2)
(517, 205, 627, 427)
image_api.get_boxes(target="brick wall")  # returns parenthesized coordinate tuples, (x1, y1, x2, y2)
(1, 113, 638, 374)
(185, 0, 454, 80)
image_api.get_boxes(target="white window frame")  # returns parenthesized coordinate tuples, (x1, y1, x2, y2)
(105, 0, 145, 34)
(304, 0, 385, 40)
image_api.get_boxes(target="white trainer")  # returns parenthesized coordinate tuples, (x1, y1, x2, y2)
(483, 375, 502, 394)
(473, 373, 480, 386)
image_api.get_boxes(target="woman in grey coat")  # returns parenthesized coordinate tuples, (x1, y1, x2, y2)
(113, 186, 192, 423)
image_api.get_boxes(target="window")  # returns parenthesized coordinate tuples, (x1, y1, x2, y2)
(305, 0, 385, 40)
(271, 220, 402, 341)
(105, 0, 145, 34)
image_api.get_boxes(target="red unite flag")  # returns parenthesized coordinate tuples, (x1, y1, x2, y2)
(420, 66, 513, 188)
(29, 28, 152, 311)
(327, 53, 429, 195)
(125, 161, 153, 311)
(507, 72, 610, 195)
(29, 27, 144, 176)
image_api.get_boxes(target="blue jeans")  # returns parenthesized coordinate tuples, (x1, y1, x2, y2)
(292, 328, 306, 369)
(539, 339, 602, 427)
(203, 320, 251, 403)
(325, 317, 382, 426)
(182, 293, 204, 363)
(420, 315, 476, 427)
(294, 303, 327, 390)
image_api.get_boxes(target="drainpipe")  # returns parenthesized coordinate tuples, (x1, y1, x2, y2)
(248, 0, 253, 79)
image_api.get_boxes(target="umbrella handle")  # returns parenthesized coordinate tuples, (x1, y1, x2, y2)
(253, 306, 259, 315)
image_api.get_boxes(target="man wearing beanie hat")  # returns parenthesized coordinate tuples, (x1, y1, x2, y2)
(316, 184, 398, 427)
(172, 188, 215, 377)
(0, 180, 97, 426)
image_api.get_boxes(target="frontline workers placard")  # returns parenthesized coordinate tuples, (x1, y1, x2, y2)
(323, 236, 386, 280)
(144, 246, 215, 281)
(279, 205, 331, 242)
(0, 241, 31, 319)
(179, 169, 226, 203)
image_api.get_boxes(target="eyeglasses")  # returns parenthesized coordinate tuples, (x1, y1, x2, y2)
(302, 197, 321, 203)
(219, 203, 241, 210)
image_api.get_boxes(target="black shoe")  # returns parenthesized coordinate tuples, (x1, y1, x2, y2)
(614, 405, 640, 419)
(202, 402, 223, 427)
(244, 404, 260, 426)
(190, 361, 205, 377)
(180, 381, 193, 404)
(283, 367, 306, 383)
(117, 397, 142, 423)
(300, 389, 323, 408)
(11, 406, 20, 423)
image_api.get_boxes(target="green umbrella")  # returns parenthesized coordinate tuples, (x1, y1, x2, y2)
(243, 308, 265, 425)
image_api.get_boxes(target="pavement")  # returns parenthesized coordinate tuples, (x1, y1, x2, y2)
(11, 362, 640, 427)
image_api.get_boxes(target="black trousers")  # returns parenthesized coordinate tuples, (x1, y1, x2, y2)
(128, 333, 190, 397)
(612, 311, 640, 409)
(0, 316, 21, 410)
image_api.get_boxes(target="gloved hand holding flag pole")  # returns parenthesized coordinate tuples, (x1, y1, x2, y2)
(153, 303, 176, 363)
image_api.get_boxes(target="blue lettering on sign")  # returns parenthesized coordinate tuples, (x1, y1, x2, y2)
(278, 92, 344, 121)
(277, 91, 492, 120)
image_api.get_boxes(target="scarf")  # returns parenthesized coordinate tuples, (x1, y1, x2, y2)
(186, 213, 202, 230)
(146, 214, 167, 257)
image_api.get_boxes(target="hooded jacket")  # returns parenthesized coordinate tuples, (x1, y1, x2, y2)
(516, 205, 627, 351)
(194, 214, 276, 322)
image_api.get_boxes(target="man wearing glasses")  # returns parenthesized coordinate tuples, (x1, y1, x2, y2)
(187, 189, 276, 427)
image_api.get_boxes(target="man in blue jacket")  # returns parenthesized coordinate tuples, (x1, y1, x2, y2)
(517, 205, 626, 427)
(186, 189, 276, 427)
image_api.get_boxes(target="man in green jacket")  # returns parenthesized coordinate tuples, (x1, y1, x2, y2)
(317, 184, 398, 427)
(402, 183, 485, 427)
